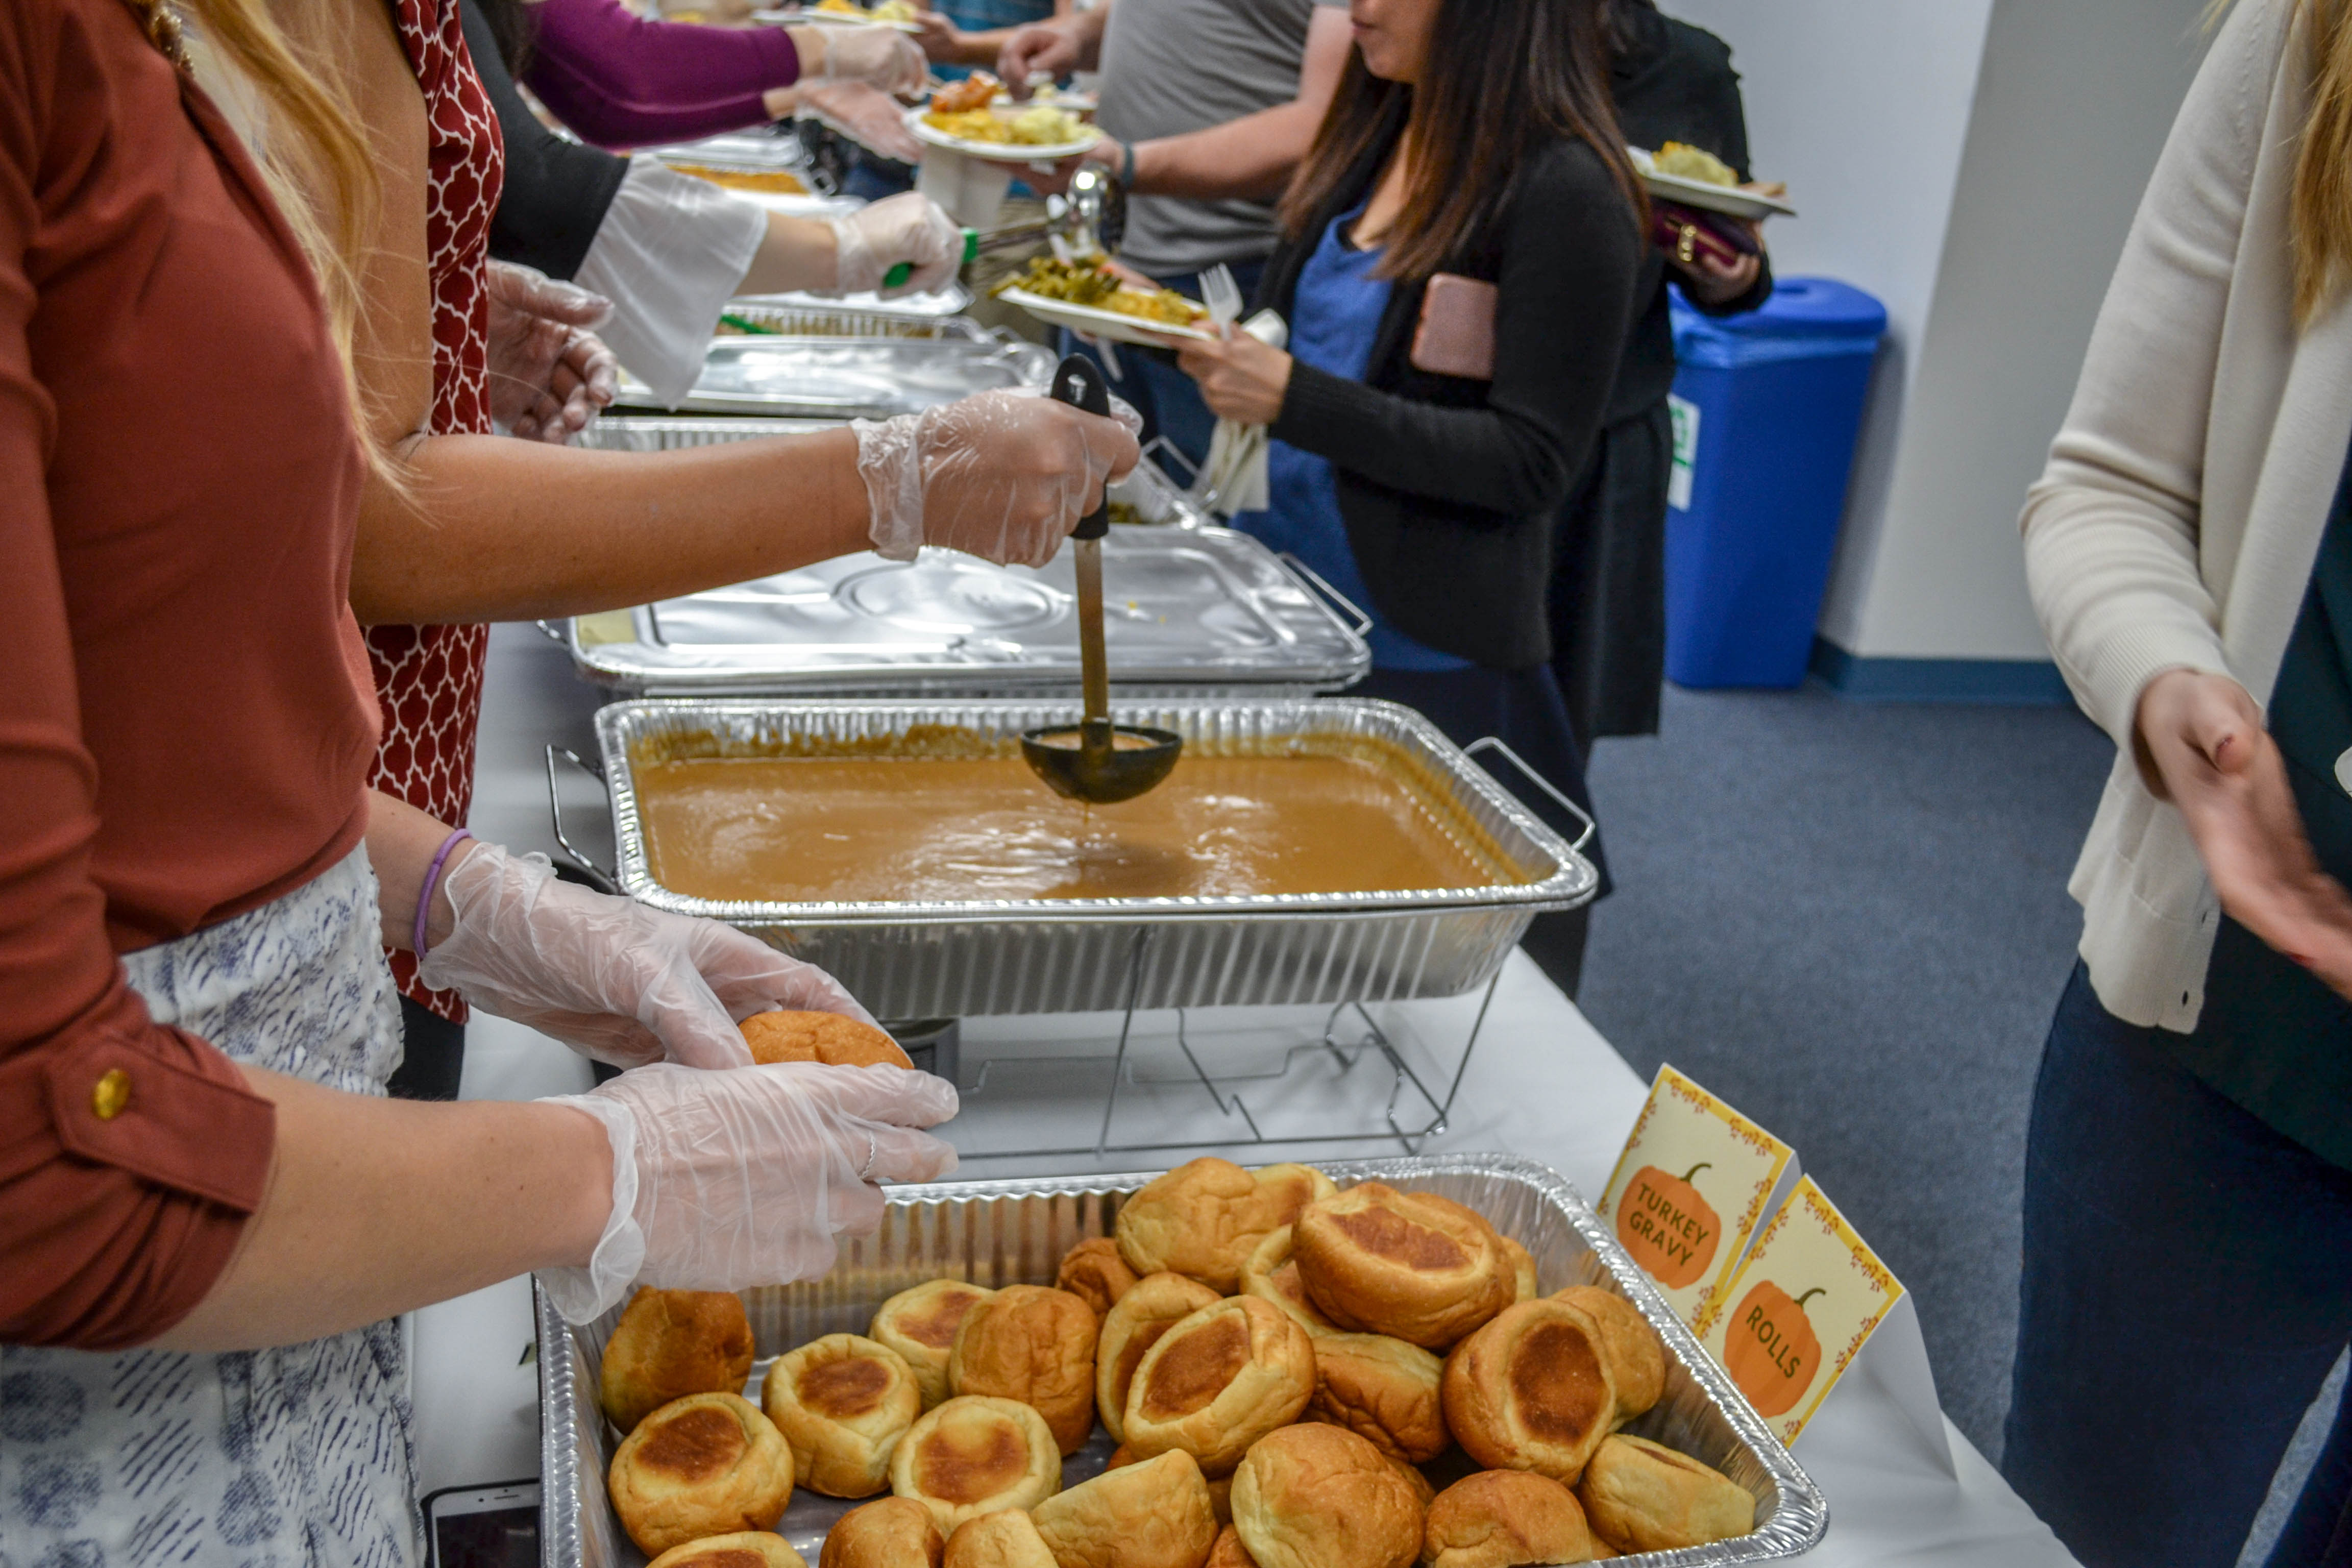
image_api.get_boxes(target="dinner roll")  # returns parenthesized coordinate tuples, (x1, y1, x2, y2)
(1303, 1333, 1447, 1465)
(1204, 1526, 1257, 1568)
(1122, 1297, 1317, 1476)
(1033, 1449, 1219, 1568)
(1440, 1301, 1615, 1486)
(601, 1288, 757, 1434)
(608, 1392, 795, 1555)
(1422, 1472, 1594, 1568)
(1549, 1288, 1665, 1423)
(874, 1280, 997, 1409)
(1293, 1186, 1515, 1349)
(948, 1284, 1100, 1454)
(1060, 1237, 1142, 1317)
(648, 1531, 810, 1568)
(1116, 1159, 1329, 1292)
(889, 1395, 1062, 1533)
(1096, 1272, 1223, 1443)
(1230, 1425, 1422, 1568)
(944, 1510, 1059, 1568)
(1500, 1239, 1537, 1303)
(763, 1333, 922, 1497)
(1252, 1163, 1339, 1221)
(1576, 1436, 1753, 1553)
(1240, 1228, 1337, 1336)
(822, 1497, 945, 1568)
(742, 1010, 914, 1069)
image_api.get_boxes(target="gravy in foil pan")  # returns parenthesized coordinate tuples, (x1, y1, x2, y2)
(536, 1155, 1828, 1568)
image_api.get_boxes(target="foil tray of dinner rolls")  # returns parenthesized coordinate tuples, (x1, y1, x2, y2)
(538, 1154, 1826, 1568)
(583, 698, 1597, 1017)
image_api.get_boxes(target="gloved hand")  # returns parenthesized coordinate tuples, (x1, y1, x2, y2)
(484, 261, 621, 444)
(796, 81, 926, 164)
(540, 1061, 960, 1322)
(808, 23, 926, 96)
(830, 192, 963, 298)
(417, 842, 876, 1069)
(854, 388, 1142, 567)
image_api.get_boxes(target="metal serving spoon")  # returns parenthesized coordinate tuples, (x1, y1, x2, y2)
(884, 165, 1129, 288)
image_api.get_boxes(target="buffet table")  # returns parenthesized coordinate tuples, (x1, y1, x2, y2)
(409, 623, 2079, 1567)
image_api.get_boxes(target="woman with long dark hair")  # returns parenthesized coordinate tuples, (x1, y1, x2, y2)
(1172, 0, 1646, 992)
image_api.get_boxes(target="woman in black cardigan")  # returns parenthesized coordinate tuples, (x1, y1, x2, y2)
(1174, 0, 1644, 993)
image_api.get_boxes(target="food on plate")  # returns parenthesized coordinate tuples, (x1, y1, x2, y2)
(1549, 1287, 1664, 1424)
(1204, 1526, 1257, 1568)
(608, 1392, 795, 1555)
(944, 1509, 1061, 1568)
(1652, 141, 1736, 186)
(1440, 1300, 1616, 1486)
(1098, 1272, 1225, 1443)
(873, 1280, 997, 1408)
(1421, 1471, 1595, 1568)
(651, 1531, 811, 1568)
(922, 107, 1013, 143)
(1122, 1297, 1317, 1476)
(890, 1395, 1064, 1532)
(1012, 104, 1087, 145)
(1059, 1236, 1141, 1316)
(762, 1332, 923, 1497)
(665, 162, 810, 194)
(1291, 1184, 1516, 1348)
(1301, 1333, 1447, 1465)
(1032, 1450, 1220, 1568)
(741, 1009, 915, 1069)
(921, 103, 1088, 147)
(1115, 1158, 1327, 1292)
(1241, 1227, 1338, 1336)
(1575, 1435, 1753, 1553)
(1230, 1424, 1424, 1568)
(600, 1287, 757, 1434)
(1499, 1237, 1537, 1302)
(822, 1496, 947, 1568)
(996, 257, 1208, 329)
(816, 0, 915, 17)
(948, 1284, 1101, 1453)
(929, 73, 1000, 115)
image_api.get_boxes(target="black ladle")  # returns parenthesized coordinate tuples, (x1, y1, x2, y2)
(1019, 356, 1183, 804)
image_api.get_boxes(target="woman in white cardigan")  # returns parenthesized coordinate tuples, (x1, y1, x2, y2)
(2010, 0, 2352, 1561)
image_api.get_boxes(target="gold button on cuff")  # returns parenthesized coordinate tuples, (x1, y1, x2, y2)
(91, 1067, 131, 1121)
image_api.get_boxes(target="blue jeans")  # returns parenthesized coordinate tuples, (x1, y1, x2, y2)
(1060, 257, 1267, 475)
(2002, 963, 2352, 1567)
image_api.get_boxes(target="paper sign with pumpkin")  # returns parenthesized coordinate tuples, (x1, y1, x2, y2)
(1695, 1175, 1906, 1447)
(1599, 1065, 1797, 1326)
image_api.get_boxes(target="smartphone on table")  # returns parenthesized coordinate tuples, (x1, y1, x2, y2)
(422, 1480, 541, 1568)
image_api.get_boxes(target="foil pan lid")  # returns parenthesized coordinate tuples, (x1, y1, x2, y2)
(616, 335, 1050, 416)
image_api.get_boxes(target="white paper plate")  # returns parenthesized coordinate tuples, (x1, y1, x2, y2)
(1636, 164, 1796, 221)
(997, 286, 1213, 346)
(906, 107, 1099, 163)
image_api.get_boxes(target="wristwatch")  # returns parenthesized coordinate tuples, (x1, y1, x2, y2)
(1117, 138, 1137, 190)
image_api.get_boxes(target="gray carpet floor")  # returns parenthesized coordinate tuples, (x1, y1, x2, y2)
(1578, 681, 2116, 1464)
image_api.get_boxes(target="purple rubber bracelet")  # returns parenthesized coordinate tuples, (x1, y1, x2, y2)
(414, 829, 474, 959)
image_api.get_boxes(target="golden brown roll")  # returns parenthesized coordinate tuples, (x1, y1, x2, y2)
(1549, 1288, 1665, 1423)
(1115, 1159, 1279, 1292)
(1230, 1424, 1423, 1568)
(600, 1288, 757, 1434)
(1388, 1458, 1436, 1511)
(1122, 1297, 1316, 1477)
(1032, 1449, 1219, 1568)
(1576, 1436, 1754, 1553)
(763, 1333, 923, 1497)
(1240, 1228, 1337, 1336)
(1440, 1301, 1615, 1487)
(822, 1497, 945, 1568)
(944, 1510, 1060, 1568)
(608, 1392, 795, 1555)
(1208, 1474, 1235, 1526)
(1421, 1472, 1594, 1568)
(873, 1280, 997, 1409)
(1059, 1238, 1142, 1317)
(648, 1531, 810, 1568)
(1096, 1272, 1223, 1444)
(742, 1010, 914, 1069)
(889, 1395, 1063, 1534)
(1499, 1239, 1538, 1303)
(948, 1284, 1100, 1454)
(1251, 1163, 1339, 1223)
(1204, 1526, 1257, 1568)
(1303, 1333, 1447, 1465)
(1292, 1185, 1515, 1349)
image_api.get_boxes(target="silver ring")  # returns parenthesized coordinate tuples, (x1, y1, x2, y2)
(859, 1130, 878, 1181)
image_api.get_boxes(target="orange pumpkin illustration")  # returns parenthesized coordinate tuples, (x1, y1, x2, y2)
(1725, 1281, 1825, 1417)
(1614, 1163, 1722, 1289)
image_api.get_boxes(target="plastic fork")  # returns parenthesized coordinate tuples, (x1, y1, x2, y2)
(1199, 262, 1243, 334)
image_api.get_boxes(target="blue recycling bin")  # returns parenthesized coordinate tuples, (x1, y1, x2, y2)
(1663, 276, 1886, 688)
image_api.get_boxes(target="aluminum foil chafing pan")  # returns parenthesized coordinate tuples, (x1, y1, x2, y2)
(535, 1154, 1829, 1568)
(615, 335, 1055, 417)
(585, 697, 1596, 1016)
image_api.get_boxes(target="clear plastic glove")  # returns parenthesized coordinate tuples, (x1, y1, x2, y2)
(854, 387, 1142, 567)
(540, 1061, 960, 1322)
(417, 843, 877, 1069)
(829, 192, 963, 298)
(485, 261, 621, 444)
(808, 23, 926, 95)
(796, 81, 926, 164)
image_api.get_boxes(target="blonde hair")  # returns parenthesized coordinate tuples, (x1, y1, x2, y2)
(2293, 0, 2352, 319)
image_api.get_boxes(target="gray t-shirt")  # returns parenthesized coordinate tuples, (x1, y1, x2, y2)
(1094, 0, 1349, 278)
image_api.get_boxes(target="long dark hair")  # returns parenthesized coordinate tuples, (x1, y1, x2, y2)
(1278, 0, 1644, 282)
